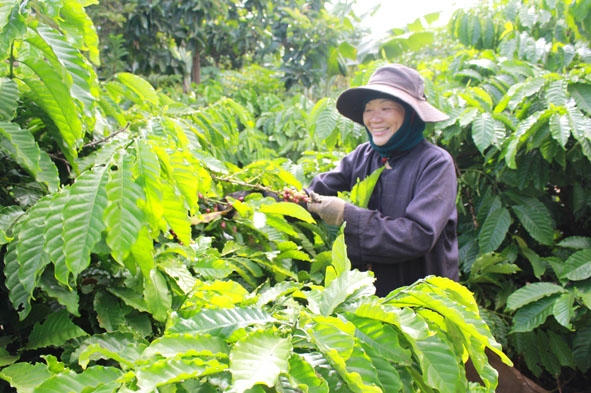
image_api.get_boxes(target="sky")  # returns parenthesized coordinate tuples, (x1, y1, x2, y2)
(352, 0, 479, 36)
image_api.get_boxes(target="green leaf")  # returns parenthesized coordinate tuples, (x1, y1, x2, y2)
(0, 77, 18, 120)
(58, 0, 101, 64)
(4, 240, 31, 319)
(136, 357, 226, 393)
(416, 335, 464, 392)
(310, 270, 374, 316)
(144, 268, 172, 323)
(0, 347, 18, 368)
(27, 309, 87, 350)
(472, 112, 496, 153)
(547, 330, 575, 368)
(568, 103, 591, 161)
(0, 1, 26, 57)
(33, 366, 123, 393)
(478, 207, 511, 253)
(0, 122, 60, 192)
(310, 98, 338, 141)
(20, 57, 82, 165)
(327, 232, 351, 283)
(560, 249, 591, 281)
(308, 316, 383, 393)
(287, 354, 329, 393)
(569, 82, 591, 115)
(32, 25, 98, 114)
(506, 282, 567, 311)
(511, 200, 554, 245)
(94, 292, 127, 332)
(545, 80, 568, 106)
(0, 362, 51, 393)
(340, 345, 383, 393)
(75, 332, 146, 369)
(350, 166, 385, 208)
(104, 151, 145, 264)
(115, 72, 160, 107)
(136, 140, 165, 229)
(347, 311, 412, 365)
(38, 271, 79, 316)
(0, 205, 23, 245)
(507, 77, 546, 110)
(511, 295, 558, 332)
(142, 334, 229, 359)
(167, 307, 276, 338)
(549, 112, 570, 147)
(74, 332, 147, 368)
(552, 293, 574, 330)
(151, 144, 193, 245)
(573, 325, 591, 372)
(16, 197, 53, 303)
(63, 166, 109, 281)
(502, 111, 544, 169)
(260, 201, 315, 224)
(557, 236, 591, 249)
(230, 330, 292, 392)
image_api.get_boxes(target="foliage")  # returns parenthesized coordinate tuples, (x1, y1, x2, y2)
(432, 0, 591, 388)
(89, 0, 358, 90)
(0, 1, 506, 392)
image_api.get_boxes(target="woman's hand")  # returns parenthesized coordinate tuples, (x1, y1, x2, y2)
(307, 191, 346, 226)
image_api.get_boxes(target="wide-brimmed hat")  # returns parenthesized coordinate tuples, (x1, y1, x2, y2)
(336, 64, 449, 125)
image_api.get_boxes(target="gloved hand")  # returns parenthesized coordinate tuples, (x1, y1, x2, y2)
(307, 191, 346, 226)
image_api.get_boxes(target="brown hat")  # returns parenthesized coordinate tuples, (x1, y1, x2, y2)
(336, 64, 449, 125)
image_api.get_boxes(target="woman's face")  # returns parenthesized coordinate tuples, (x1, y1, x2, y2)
(362, 98, 406, 146)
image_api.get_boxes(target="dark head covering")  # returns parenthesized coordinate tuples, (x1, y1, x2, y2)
(336, 64, 449, 126)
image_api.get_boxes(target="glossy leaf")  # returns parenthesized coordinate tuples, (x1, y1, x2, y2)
(0, 122, 59, 193)
(15, 197, 53, 310)
(0, 77, 18, 120)
(506, 282, 566, 311)
(572, 325, 591, 372)
(478, 207, 511, 254)
(560, 249, 591, 281)
(104, 151, 145, 264)
(472, 112, 496, 153)
(511, 295, 558, 332)
(63, 166, 109, 281)
(350, 166, 385, 208)
(260, 201, 315, 224)
(230, 330, 292, 392)
(511, 200, 554, 245)
(20, 57, 81, 165)
(167, 307, 276, 338)
(27, 309, 87, 350)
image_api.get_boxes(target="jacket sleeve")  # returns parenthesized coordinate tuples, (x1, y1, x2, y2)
(343, 151, 457, 265)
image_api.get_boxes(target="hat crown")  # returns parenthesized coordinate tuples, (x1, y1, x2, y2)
(368, 64, 425, 101)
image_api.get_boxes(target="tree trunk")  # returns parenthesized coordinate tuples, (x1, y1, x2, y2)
(191, 51, 201, 85)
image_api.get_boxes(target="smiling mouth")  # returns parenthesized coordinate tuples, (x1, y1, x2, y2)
(372, 128, 390, 136)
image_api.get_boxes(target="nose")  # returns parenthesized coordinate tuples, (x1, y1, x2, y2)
(364, 111, 383, 126)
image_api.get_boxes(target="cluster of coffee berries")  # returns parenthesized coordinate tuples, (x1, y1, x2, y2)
(281, 187, 309, 203)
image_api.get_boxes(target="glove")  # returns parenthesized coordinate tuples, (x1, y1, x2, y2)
(307, 191, 346, 226)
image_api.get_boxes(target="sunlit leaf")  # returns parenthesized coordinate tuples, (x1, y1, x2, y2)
(230, 330, 292, 392)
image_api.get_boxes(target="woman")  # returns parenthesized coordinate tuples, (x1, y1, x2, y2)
(307, 64, 459, 297)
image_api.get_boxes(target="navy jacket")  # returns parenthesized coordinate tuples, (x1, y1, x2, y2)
(308, 140, 459, 296)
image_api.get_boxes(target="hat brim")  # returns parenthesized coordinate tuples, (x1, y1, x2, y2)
(336, 84, 449, 125)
